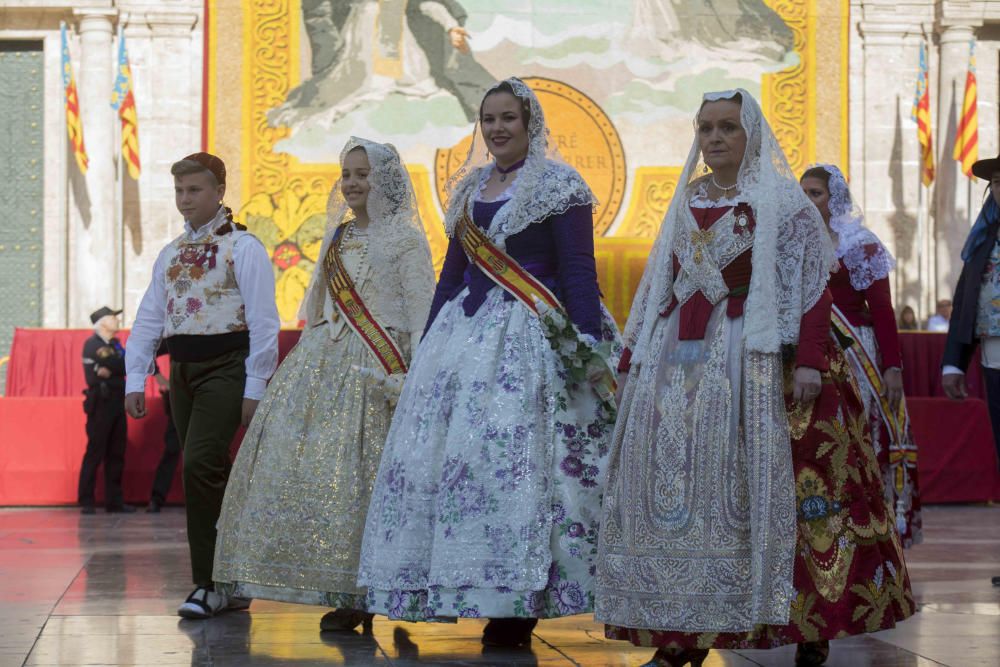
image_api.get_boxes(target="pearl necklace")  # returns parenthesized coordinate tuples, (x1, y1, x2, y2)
(341, 220, 368, 262)
(711, 175, 738, 193)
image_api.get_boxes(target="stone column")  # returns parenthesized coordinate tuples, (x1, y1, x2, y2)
(68, 9, 118, 326)
(935, 21, 980, 304)
(855, 19, 928, 317)
(119, 9, 200, 325)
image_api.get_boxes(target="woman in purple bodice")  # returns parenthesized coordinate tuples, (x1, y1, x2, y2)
(359, 77, 621, 648)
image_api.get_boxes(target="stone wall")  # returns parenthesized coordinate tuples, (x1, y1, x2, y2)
(0, 0, 202, 327)
(2, 0, 1000, 326)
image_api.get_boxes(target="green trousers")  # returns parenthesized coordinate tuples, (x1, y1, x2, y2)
(169, 349, 247, 587)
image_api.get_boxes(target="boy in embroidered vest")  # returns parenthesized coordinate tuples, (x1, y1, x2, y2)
(125, 152, 279, 619)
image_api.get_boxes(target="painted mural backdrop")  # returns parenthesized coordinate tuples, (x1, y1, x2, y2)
(207, 0, 848, 325)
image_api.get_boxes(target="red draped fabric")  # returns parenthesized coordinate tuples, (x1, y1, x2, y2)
(899, 331, 986, 399)
(1, 329, 997, 505)
(0, 329, 301, 506)
(6, 328, 124, 397)
(0, 396, 177, 505)
(908, 397, 1000, 502)
(5, 328, 302, 397)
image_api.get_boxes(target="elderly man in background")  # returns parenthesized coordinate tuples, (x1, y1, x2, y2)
(79, 307, 135, 515)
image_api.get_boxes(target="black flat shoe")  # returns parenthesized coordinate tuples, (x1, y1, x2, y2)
(106, 505, 136, 514)
(641, 648, 708, 667)
(146, 500, 162, 513)
(795, 640, 830, 666)
(319, 609, 374, 633)
(80, 505, 96, 515)
(482, 617, 537, 648)
(992, 575, 1000, 586)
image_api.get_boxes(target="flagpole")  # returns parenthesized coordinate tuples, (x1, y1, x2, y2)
(114, 24, 125, 315)
(917, 179, 924, 322)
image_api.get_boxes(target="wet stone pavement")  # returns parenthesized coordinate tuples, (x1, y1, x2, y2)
(0, 505, 998, 666)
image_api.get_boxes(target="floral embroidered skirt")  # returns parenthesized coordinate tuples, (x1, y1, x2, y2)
(213, 324, 393, 610)
(358, 288, 621, 620)
(604, 337, 915, 649)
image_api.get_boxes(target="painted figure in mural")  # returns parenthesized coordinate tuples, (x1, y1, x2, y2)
(801, 164, 922, 549)
(213, 138, 435, 631)
(271, 0, 494, 128)
(406, 0, 494, 119)
(629, 0, 793, 61)
(124, 153, 281, 620)
(594, 90, 914, 667)
(357, 78, 621, 648)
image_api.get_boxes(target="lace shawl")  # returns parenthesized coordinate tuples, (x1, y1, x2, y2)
(811, 163, 895, 291)
(624, 89, 835, 363)
(300, 137, 435, 341)
(442, 77, 597, 246)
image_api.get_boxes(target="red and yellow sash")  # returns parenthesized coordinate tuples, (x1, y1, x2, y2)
(456, 209, 617, 403)
(830, 305, 908, 446)
(324, 222, 408, 376)
(456, 211, 562, 316)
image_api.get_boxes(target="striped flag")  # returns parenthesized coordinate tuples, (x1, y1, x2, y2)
(912, 42, 934, 186)
(60, 22, 88, 174)
(110, 27, 140, 179)
(953, 40, 979, 178)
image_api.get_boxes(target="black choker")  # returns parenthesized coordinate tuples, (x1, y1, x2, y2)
(496, 158, 526, 182)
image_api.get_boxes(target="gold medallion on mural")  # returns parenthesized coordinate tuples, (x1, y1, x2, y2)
(434, 77, 626, 236)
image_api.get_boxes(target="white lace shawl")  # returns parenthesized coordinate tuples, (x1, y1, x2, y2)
(624, 89, 836, 362)
(300, 137, 435, 343)
(812, 163, 895, 291)
(442, 77, 597, 246)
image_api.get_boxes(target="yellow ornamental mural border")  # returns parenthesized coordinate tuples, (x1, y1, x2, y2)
(234, 0, 833, 230)
(212, 0, 847, 326)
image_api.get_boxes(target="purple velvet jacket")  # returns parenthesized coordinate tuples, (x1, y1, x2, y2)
(425, 200, 604, 339)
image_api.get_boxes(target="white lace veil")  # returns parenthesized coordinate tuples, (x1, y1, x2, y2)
(300, 136, 427, 325)
(442, 77, 597, 246)
(809, 163, 895, 291)
(624, 89, 836, 362)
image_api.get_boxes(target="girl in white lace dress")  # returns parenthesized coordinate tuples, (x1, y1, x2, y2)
(213, 138, 435, 631)
(358, 78, 621, 648)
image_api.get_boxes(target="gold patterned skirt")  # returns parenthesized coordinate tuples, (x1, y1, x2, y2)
(214, 323, 393, 609)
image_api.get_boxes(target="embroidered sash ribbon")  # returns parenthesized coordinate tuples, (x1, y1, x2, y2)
(830, 305, 909, 447)
(324, 223, 408, 376)
(456, 209, 616, 402)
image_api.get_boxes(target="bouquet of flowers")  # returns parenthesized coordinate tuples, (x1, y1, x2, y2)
(533, 297, 617, 417)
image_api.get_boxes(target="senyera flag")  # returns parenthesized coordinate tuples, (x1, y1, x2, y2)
(953, 39, 979, 178)
(912, 42, 934, 187)
(111, 26, 140, 179)
(60, 22, 88, 174)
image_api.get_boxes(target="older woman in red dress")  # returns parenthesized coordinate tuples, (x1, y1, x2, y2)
(595, 90, 913, 667)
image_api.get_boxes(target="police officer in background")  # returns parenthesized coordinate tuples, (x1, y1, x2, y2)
(79, 307, 135, 515)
